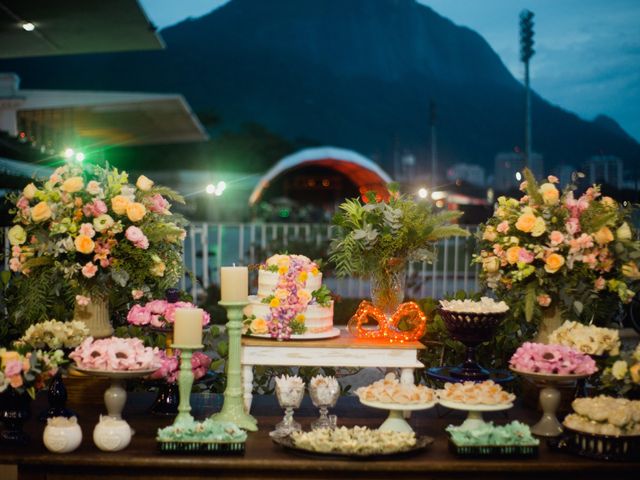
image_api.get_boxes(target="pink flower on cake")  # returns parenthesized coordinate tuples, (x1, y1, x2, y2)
(79, 223, 95, 238)
(81, 262, 98, 278)
(297, 289, 312, 305)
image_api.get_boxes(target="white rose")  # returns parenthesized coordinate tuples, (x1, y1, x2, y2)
(136, 175, 154, 191)
(616, 222, 632, 241)
(611, 360, 628, 380)
(23, 183, 38, 200)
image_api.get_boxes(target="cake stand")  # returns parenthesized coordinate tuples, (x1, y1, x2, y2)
(74, 367, 158, 433)
(359, 399, 436, 433)
(511, 369, 590, 437)
(438, 399, 513, 430)
(439, 308, 506, 380)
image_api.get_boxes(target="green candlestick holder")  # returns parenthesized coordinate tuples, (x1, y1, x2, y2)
(171, 344, 203, 425)
(210, 301, 258, 431)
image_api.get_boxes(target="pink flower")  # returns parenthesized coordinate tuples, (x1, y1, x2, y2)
(148, 194, 170, 214)
(136, 236, 149, 249)
(547, 175, 559, 184)
(9, 257, 21, 272)
(76, 295, 91, 306)
(79, 223, 95, 238)
(83, 199, 107, 218)
(131, 289, 144, 300)
(4, 359, 23, 377)
(496, 221, 510, 234)
(537, 294, 552, 307)
(549, 231, 564, 246)
(594, 276, 606, 291)
(16, 196, 29, 210)
(518, 248, 535, 264)
(81, 262, 98, 278)
(566, 218, 581, 235)
(519, 181, 528, 192)
(127, 304, 152, 326)
(125, 226, 149, 249)
(147, 300, 168, 315)
(150, 314, 165, 328)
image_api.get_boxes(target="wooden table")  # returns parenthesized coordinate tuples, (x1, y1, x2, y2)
(1, 393, 637, 480)
(241, 328, 425, 411)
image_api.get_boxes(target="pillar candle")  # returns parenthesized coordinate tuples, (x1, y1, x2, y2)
(173, 308, 203, 347)
(221, 266, 249, 302)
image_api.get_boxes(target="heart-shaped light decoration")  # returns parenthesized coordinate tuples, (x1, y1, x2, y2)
(347, 300, 427, 343)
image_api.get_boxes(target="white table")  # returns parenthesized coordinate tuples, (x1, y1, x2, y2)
(241, 328, 425, 412)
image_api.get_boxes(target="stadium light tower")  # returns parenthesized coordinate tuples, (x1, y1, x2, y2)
(520, 9, 535, 168)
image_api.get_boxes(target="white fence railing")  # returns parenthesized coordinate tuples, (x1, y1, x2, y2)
(3, 223, 482, 301)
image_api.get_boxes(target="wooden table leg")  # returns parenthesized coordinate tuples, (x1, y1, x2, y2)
(243, 364, 254, 413)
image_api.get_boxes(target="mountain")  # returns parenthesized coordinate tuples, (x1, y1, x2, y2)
(1, 0, 638, 175)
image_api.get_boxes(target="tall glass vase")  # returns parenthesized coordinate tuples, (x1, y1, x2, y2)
(370, 259, 407, 318)
(74, 296, 113, 339)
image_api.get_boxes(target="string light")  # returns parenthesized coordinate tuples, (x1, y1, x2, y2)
(347, 300, 427, 343)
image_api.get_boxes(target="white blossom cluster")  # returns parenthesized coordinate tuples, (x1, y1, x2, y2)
(18, 319, 89, 350)
(549, 321, 620, 356)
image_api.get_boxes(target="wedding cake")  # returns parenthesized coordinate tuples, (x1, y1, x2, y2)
(243, 254, 334, 340)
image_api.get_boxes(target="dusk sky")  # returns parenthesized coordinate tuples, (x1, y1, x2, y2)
(140, 0, 640, 141)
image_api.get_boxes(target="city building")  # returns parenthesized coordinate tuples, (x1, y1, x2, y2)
(584, 155, 623, 189)
(494, 152, 543, 191)
(446, 163, 486, 188)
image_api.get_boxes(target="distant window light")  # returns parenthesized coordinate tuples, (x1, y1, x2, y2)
(22, 22, 35, 31)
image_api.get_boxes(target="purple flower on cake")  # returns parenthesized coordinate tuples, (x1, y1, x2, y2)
(509, 342, 597, 375)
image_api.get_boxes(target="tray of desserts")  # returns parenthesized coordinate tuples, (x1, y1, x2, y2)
(272, 427, 433, 459)
(447, 421, 539, 458)
(356, 373, 437, 406)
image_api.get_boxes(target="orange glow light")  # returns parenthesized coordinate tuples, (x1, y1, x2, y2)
(347, 300, 427, 343)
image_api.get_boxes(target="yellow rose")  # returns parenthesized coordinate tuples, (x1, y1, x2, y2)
(297, 289, 311, 304)
(249, 318, 268, 335)
(531, 216, 546, 237)
(8, 225, 26, 246)
(269, 297, 281, 308)
(616, 222, 632, 241)
(482, 226, 497, 242)
(539, 183, 559, 205)
(544, 253, 565, 273)
(150, 261, 166, 277)
(278, 266, 288, 275)
(60, 176, 84, 193)
(601, 196, 617, 208)
(23, 182, 37, 200)
(593, 226, 614, 245)
(311, 267, 319, 276)
(74, 234, 95, 254)
(31, 201, 52, 222)
(506, 246, 521, 264)
(111, 195, 131, 215)
(482, 256, 500, 273)
(135, 175, 154, 191)
(298, 271, 308, 283)
(515, 212, 536, 233)
(611, 360, 628, 380)
(126, 202, 147, 222)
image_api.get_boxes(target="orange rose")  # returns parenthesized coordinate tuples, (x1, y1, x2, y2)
(74, 234, 95, 254)
(544, 253, 565, 273)
(60, 176, 84, 193)
(593, 226, 614, 245)
(630, 364, 640, 384)
(126, 202, 147, 222)
(506, 246, 521, 264)
(31, 201, 52, 222)
(249, 318, 269, 335)
(515, 212, 536, 233)
(111, 195, 130, 215)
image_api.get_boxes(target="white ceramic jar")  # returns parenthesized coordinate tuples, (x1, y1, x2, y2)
(92, 415, 132, 452)
(43, 416, 83, 453)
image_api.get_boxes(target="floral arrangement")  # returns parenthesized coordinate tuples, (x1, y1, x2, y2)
(6, 164, 186, 330)
(15, 319, 89, 351)
(127, 299, 211, 329)
(69, 337, 160, 371)
(0, 348, 63, 398)
(509, 342, 597, 375)
(599, 343, 640, 397)
(330, 185, 468, 279)
(148, 350, 212, 383)
(245, 254, 332, 340)
(548, 320, 620, 356)
(475, 169, 640, 333)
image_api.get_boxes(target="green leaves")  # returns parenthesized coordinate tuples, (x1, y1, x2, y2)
(523, 168, 543, 204)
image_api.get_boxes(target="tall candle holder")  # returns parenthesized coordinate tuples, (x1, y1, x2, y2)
(171, 343, 203, 425)
(210, 301, 257, 431)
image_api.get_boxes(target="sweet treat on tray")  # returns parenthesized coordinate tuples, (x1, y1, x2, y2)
(356, 373, 435, 404)
(156, 418, 247, 443)
(509, 342, 597, 375)
(439, 297, 509, 314)
(447, 421, 539, 446)
(243, 254, 334, 340)
(275, 374, 305, 405)
(563, 396, 640, 436)
(309, 375, 340, 403)
(70, 336, 160, 371)
(290, 426, 416, 455)
(437, 380, 515, 405)
(548, 320, 620, 356)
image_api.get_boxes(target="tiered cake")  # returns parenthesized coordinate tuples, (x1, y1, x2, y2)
(243, 254, 334, 340)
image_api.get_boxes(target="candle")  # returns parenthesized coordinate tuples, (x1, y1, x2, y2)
(173, 308, 203, 347)
(221, 265, 249, 303)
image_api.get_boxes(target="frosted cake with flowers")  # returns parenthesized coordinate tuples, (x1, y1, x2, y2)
(243, 254, 334, 340)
